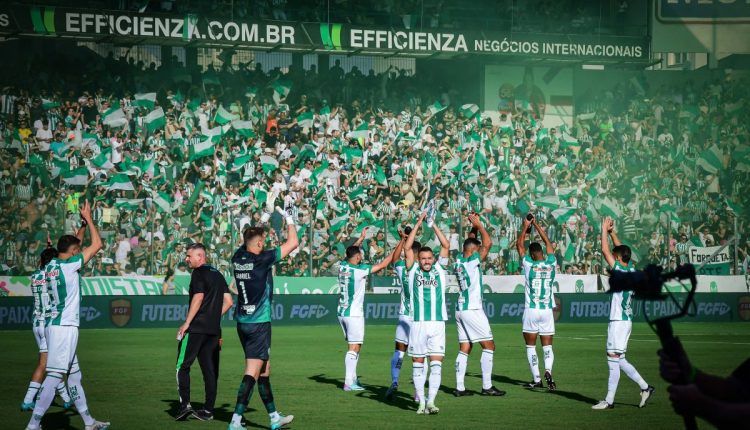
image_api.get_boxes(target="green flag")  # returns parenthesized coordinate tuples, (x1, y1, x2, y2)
(41, 98, 60, 110)
(115, 198, 144, 211)
(214, 105, 239, 125)
(102, 107, 128, 128)
(189, 140, 216, 161)
(107, 174, 134, 191)
(427, 101, 447, 116)
(231, 120, 257, 138)
(61, 167, 89, 186)
(133, 92, 157, 109)
(152, 191, 174, 212)
(260, 155, 279, 174)
(459, 103, 479, 120)
(271, 78, 292, 104)
(296, 111, 314, 129)
(347, 123, 369, 140)
(145, 107, 166, 132)
(696, 144, 723, 174)
(585, 166, 607, 181)
(552, 207, 577, 224)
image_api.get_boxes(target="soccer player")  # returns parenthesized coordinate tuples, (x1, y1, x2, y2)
(385, 230, 417, 399)
(592, 217, 655, 410)
(404, 211, 450, 414)
(175, 243, 234, 421)
(517, 213, 557, 390)
(21, 234, 76, 412)
(454, 213, 506, 396)
(338, 228, 401, 392)
(26, 201, 109, 430)
(228, 209, 298, 430)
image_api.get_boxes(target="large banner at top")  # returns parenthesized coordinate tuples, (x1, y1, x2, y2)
(0, 5, 649, 61)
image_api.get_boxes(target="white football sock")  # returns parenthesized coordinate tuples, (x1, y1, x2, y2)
(480, 349, 494, 390)
(391, 350, 405, 384)
(68, 363, 96, 426)
(28, 374, 62, 429)
(427, 361, 442, 404)
(542, 345, 554, 373)
(455, 351, 468, 391)
(605, 356, 621, 405)
(413, 363, 426, 403)
(23, 381, 41, 404)
(344, 351, 358, 386)
(56, 381, 71, 403)
(526, 346, 540, 382)
(620, 356, 648, 390)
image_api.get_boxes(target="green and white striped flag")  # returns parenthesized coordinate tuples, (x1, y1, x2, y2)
(597, 197, 623, 219)
(200, 126, 224, 143)
(349, 186, 367, 201)
(189, 139, 216, 161)
(696, 144, 723, 174)
(557, 186, 577, 199)
(231, 120, 256, 138)
(564, 242, 576, 262)
(296, 111, 314, 129)
(115, 198, 144, 211)
(248, 105, 262, 125)
(151, 191, 173, 212)
(329, 215, 348, 233)
(561, 132, 579, 149)
(145, 107, 166, 132)
(427, 101, 447, 116)
(214, 105, 239, 125)
(552, 207, 577, 224)
(260, 155, 279, 174)
(254, 187, 268, 205)
(271, 79, 292, 105)
(102, 107, 128, 128)
(347, 123, 369, 140)
(42, 98, 60, 110)
(61, 167, 89, 186)
(107, 174, 134, 191)
(535, 195, 561, 209)
(91, 147, 114, 170)
(230, 154, 252, 171)
(133, 92, 157, 109)
(585, 166, 607, 181)
(459, 104, 479, 120)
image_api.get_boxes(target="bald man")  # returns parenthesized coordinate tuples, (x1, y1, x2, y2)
(175, 243, 233, 421)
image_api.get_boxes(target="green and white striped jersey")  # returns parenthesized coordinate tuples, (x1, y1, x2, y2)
(337, 261, 372, 317)
(610, 261, 635, 321)
(46, 254, 84, 327)
(454, 252, 483, 311)
(407, 261, 448, 322)
(394, 260, 411, 317)
(30, 269, 51, 323)
(522, 255, 556, 310)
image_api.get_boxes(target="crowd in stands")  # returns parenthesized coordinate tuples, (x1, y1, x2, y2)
(0, 45, 748, 279)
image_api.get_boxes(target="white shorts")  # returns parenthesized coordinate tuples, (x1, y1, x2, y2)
(408, 321, 446, 358)
(522, 308, 555, 336)
(46, 325, 79, 374)
(607, 320, 633, 354)
(33, 321, 48, 353)
(395, 314, 412, 345)
(338, 316, 365, 344)
(456, 309, 493, 343)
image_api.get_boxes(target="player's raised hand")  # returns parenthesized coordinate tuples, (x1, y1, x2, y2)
(522, 213, 532, 229)
(468, 212, 482, 228)
(80, 200, 93, 222)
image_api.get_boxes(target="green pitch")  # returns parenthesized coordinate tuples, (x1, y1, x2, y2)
(1, 323, 748, 429)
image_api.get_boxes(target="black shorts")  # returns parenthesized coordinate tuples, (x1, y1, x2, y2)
(237, 322, 271, 360)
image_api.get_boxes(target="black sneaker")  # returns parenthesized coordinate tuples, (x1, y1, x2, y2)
(192, 409, 214, 421)
(524, 381, 544, 389)
(174, 404, 194, 421)
(481, 386, 507, 396)
(544, 371, 557, 391)
(453, 389, 474, 397)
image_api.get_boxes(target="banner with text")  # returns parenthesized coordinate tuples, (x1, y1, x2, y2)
(1, 293, 749, 330)
(0, 6, 649, 61)
(689, 246, 732, 275)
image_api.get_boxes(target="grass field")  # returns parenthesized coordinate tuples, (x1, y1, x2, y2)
(2, 322, 749, 430)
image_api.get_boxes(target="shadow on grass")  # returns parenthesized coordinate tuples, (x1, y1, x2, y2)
(161, 399, 269, 429)
(307, 374, 416, 411)
(37, 401, 76, 430)
(527, 388, 600, 405)
(491, 373, 531, 387)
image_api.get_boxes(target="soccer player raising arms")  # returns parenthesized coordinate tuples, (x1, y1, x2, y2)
(517, 213, 557, 390)
(405, 211, 450, 415)
(385, 229, 417, 400)
(338, 227, 401, 391)
(592, 217, 655, 410)
(26, 201, 109, 430)
(228, 207, 298, 430)
(454, 213, 506, 397)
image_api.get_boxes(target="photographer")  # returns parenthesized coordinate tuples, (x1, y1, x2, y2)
(660, 347, 750, 428)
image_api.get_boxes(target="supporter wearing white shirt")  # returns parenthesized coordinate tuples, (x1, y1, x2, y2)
(115, 233, 132, 265)
(35, 122, 53, 151)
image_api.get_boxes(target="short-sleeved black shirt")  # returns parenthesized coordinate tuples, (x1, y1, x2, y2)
(188, 264, 229, 335)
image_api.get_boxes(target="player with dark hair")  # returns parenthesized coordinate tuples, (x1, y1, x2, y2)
(454, 213, 505, 396)
(338, 227, 400, 391)
(517, 213, 557, 390)
(26, 201, 109, 430)
(404, 211, 451, 415)
(175, 242, 234, 421)
(20, 238, 73, 412)
(593, 217, 655, 410)
(385, 228, 419, 400)
(228, 208, 298, 430)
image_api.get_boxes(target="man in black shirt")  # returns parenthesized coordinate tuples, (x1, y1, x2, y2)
(175, 243, 233, 421)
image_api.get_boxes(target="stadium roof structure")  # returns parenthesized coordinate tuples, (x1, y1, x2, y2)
(0, 4, 655, 68)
